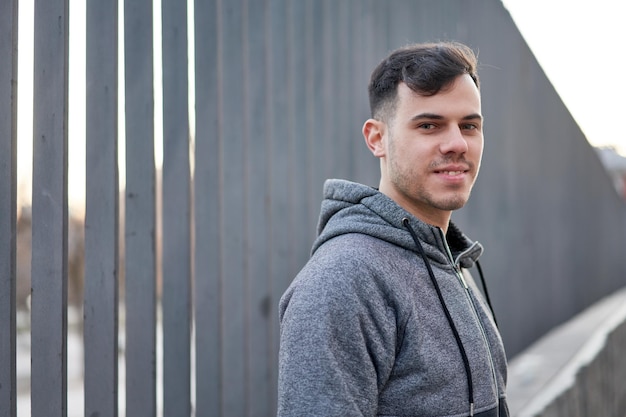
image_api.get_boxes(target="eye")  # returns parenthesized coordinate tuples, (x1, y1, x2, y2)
(461, 123, 479, 131)
(418, 123, 437, 130)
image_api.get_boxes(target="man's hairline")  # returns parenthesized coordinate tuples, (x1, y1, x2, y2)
(373, 76, 480, 124)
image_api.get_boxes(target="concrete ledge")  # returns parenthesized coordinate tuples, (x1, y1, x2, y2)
(507, 287, 626, 417)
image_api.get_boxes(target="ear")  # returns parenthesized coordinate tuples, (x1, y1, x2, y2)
(362, 118, 386, 158)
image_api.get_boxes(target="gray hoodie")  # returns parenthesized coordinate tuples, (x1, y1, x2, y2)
(278, 179, 508, 417)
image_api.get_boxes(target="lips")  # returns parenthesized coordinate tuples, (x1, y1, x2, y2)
(439, 170, 464, 176)
(431, 163, 471, 184)
(433, 165, 469, 175)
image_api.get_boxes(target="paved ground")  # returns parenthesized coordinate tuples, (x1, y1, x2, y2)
(507, 287, 626, 416)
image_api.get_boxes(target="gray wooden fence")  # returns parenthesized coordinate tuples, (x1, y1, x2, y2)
(30, 1, 69, 417)
(0, 0, 18, 415)
(86, 0, 118, 416)
(2, 0, 626, 416)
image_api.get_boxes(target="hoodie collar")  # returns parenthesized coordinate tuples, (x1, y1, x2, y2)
(313, 179, 483, 268)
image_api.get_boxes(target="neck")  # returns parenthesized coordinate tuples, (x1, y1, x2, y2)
(378, 182, 451, 233)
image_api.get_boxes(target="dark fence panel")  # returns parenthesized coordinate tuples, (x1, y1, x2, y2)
(30, 0, 69, 415)
(85, 0, 119, 415)
(220, 2, 247, 416)
(124, 0, 158, 415)
(161, 0, 192, 415)
(0, 1, 18, 415)
(193, 0, 222, 415)
(267, 0, 290, 412)
(243, 1, 272, 415)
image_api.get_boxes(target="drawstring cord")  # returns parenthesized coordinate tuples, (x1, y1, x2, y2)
(475, 260, 498, 328)
(402, 218, 474, 416)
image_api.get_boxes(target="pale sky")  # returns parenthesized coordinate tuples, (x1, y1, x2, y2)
(16, 0, 626, 213)
(502, 0, 626, 153)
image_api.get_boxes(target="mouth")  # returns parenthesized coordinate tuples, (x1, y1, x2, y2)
(432, 165, 471, 182)
(434, 165, 469, 174)
(435, 170, 466, 176)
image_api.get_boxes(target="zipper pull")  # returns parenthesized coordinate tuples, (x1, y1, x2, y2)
(438, 227, 469, 289)
(456, 266, 469, 289)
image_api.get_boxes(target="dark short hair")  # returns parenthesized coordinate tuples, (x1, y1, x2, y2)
(368, 42, 479, 120)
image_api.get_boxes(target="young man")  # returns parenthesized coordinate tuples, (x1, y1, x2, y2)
(278, 42, 509, 417)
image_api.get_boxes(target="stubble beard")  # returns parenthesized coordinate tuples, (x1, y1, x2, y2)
(388, 140, 474, 213)
(391, 165, 471, 212)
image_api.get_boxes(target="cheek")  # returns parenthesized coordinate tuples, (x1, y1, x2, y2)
(470, 138, 484, 160)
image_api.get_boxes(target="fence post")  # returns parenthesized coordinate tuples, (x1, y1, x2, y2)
(84, 0, 119, 415)
(124, 0, 158, 415)
(161, 0, 192, 414)
(243, 0, 272, 414)
(216, 1, 247, 415)
(193, 0, 222, 415)
(31, 0, 69, 416)
(0, 1, 18, 416)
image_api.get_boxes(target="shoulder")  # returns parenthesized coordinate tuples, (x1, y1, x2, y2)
(304, 233, 407, 290)
(280, 233, 414, 320)
(313, 233, 408, 270)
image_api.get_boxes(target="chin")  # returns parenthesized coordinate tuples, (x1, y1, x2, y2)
(436, 195, 470, 211)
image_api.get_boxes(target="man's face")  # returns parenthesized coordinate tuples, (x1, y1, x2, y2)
(370, 74, 483, 228)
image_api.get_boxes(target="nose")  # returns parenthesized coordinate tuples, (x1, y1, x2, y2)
(439, 126, 469, 155)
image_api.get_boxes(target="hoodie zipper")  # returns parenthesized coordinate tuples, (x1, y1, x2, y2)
(439, 228, 500, 411)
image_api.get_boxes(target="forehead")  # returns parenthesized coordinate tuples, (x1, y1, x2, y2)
(395, 74, 482, 118)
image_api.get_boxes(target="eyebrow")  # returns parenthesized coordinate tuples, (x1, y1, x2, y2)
(410, 112, 483, 122)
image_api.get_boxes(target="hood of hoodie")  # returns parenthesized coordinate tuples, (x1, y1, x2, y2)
(312, 179, 483, 269)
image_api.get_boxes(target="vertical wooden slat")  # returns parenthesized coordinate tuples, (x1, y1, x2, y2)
(335, 1, 352, 180)
(267, 1, 290, 412)
(30, 0, 69, 416)
(307, 0, 326, 207)
(321, 0, 335, 178)
(85, 0, 119, 415)
(243, 0, 271, 415)
(193, 0, 222, 415)
(161, 0, 191, 414)
(124, 0, 157, 415)
(304, 0, 319, 235)
(0, 1, 18, 416)
(219, 1, 246, 416)
(351, 0, 377, 186)
(287, 0, 310, 273)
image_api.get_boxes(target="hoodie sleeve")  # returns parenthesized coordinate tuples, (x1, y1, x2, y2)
(277, 254, 398, 417)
